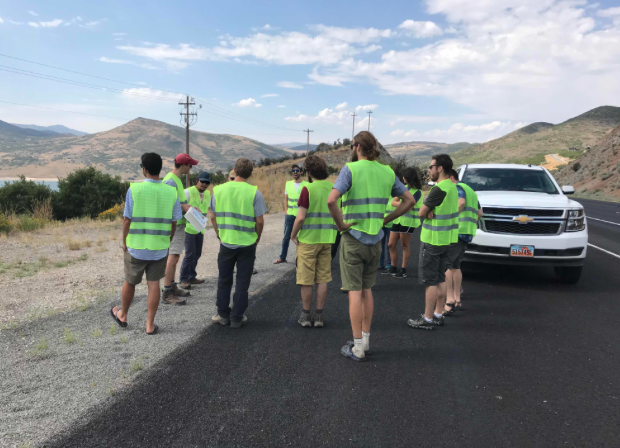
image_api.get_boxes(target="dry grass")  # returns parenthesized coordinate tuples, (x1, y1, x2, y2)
(32, 198, 53, 221)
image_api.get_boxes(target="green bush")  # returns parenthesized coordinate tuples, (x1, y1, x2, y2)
(572, 162, 581, 172)
(53, 166, 129, 221)
(0, 213, 12, 233)
(601, 172, 613, 181)
(0, 176, 55, 215)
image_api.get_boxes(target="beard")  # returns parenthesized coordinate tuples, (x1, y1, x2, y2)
(351, 150, 359, 162)
(430, 171, 439, 182)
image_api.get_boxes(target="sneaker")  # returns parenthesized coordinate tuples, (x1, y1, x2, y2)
(341, 343, 366, 362)
(172, 283, 191, 297)
(407, 315, 434, 330)
(394, 269, 407, 278)
(189, 278, 205, 285)
(298, 311, 312, 327)
(230, 316, 248, 329)
(387, 266, 398, 276)
(178, 281, 192, 290)
(252, 268, 258, 275)
(381, 265, 395, 275)
(313, 313, 324, 327)
(161, 290, 187, 306)
(432, 315, 445, 326)
(345, 340, 371, 355)
(212, 314, 247, 326)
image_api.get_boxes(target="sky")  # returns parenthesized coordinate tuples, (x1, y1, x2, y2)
(1, 0, 620, 146)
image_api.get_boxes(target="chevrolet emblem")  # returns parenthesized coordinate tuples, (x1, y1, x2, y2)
(513, 215, 533, 224)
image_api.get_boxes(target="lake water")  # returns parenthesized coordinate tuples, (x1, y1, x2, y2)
(0, 179, 59, 191)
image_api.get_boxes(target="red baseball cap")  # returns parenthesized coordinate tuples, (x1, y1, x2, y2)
(175, 153, 199, 165)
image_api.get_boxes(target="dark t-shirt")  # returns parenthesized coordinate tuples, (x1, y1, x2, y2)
(423, 186, 447, 210)
(298, 186, 310, 209)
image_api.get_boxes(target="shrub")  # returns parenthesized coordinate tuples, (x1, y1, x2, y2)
(53, 166, 129, 221)
(98, 203, 124, 221)
(0, 213, 12, 233)
(572, 162, 581, 172)
(0, 176, 55, 215)
(601, 172, 613, 181)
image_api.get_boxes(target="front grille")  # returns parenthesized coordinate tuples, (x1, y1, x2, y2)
(483, 207, 563, 217)
(484, 221, 561, 235)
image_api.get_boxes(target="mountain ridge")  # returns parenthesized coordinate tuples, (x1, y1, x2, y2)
(11, 123, 88, 136)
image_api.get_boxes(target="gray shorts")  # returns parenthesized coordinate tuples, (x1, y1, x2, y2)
(169, 224, 186, 255)
(447, 239, 468, 270)
(418, 242, 452, 286)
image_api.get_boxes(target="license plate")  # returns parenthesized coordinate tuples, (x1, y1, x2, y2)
(510, 245, 534, 257)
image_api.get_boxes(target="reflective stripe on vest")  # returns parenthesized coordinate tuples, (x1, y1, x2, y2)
(285, 180, 308, 217)
(457, 182, 479, 236)
(299, 180, 337, 244)
(420, 179, 459, 246)
(185, 186, 211, 235)
(126, 181, 178, 250)
(163, 172, 187, 225)
(214, 182, 258, 246)
(342, 160, 395, 236)
(397, 188, 424, 228)
(383, 199, 397, 229)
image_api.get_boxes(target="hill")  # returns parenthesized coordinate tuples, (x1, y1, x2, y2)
(11, 123, 88, 136)
(384, 141, 473, 163)
(449, 106, 620, 165)
(0, 119, 60, 139)
(553, 124, 620, 200)
(289, 144, 317, 152)
(0, 117, 290, 179)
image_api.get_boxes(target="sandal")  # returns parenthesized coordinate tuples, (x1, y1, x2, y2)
(146, 324, 159, 335)
(455, 301, 463, 311)
(443, 302, 456, 316)
(273, 258, 286, 264)
(110, 306, 128, 328)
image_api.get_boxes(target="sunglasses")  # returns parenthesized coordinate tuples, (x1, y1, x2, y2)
(429, 164, 437, 170)
(350, 143, 359, 149)
(292, 169, 300, 173)
(140, 163, 144, 168)
(199, 180, 211, 185)
(229, 177, 235, 180)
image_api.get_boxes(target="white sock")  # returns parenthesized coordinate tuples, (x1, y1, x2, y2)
(434, 312, 443, 319)
(423, 316, 433, 323)
(362, 331, 370, 351)
(353, 338, 365, 358)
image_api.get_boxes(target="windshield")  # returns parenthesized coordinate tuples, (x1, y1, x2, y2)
(461, 168, 559, 194)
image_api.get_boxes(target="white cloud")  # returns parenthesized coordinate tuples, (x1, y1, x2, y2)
(393, 120, 526, 143)
(80, 20, 104, 28)
(232, 97, 262, 108)
(355, 116, 374, 130)
(121, 88, 185, 101)
(389, 115, 449, 125)
(28, 11, 38, 17)
(285, 106, 351, 124)
(356, 104, 378, 111)
(0, 17, 3, 24)
(277, 81, 304, 89)
(28, 22, 39, 28)
(8, 20, 24, 25)
(277, 105, 286, 108)
(29, 19, 64, 28)
(598, 7, 620, 17)
(309, 25, 394, 43)
(252, 24, 278, 31)
(335, 102, 348, 110)
(398, 20, 443, 37)
(99, 57, 158, 70)
(514, 122, 528, 129)
(118, 43, 209, 61)
(260, 93, 279, 98)
(363, 45, 382, 53)
(391, 129, 405, 136)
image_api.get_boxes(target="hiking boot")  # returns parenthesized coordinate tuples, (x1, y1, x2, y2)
(172, 283, 191, 297)
(298, 311, 312, 327)
(407, 315, 434, 330)
(340, 343, 366, 362)
(178, 281, 192, 290)
(313, 313, 324, 328)
(381, 265, 396, 275)
(161, 289, 186, 306)
(394, 269, 407, 278)
(432, 315, 445, 327)
(189, 278, 205, 285)
(212, 314, 230, 326)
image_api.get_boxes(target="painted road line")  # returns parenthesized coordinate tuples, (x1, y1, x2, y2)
(587, 217, 620, 226)
(588, 243, 620, 260)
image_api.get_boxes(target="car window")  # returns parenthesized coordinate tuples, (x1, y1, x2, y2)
(462, 168, 559, 194)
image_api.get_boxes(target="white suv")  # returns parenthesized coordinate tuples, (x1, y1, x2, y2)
(457, 164, 587, 284)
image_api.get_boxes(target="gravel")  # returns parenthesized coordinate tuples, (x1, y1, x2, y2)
(0, 213, 296, 448)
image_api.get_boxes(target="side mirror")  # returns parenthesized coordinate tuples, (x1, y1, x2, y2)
(562, 185, 575, 195)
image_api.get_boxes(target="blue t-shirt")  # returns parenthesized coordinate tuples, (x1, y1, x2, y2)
(124, 179, 182, 260)
(333, 165, 408, 245)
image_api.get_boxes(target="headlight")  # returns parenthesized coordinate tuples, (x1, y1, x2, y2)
(565, 209, 585, 232)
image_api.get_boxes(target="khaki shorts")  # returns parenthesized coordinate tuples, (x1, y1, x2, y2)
(340, 232, 381, 291)
(296, 242, 333, 285)
(124, 252, 168, 285)
(169, 224, 186, 255)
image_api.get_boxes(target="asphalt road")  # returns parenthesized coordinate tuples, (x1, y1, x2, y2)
(45, 200, 620, 448)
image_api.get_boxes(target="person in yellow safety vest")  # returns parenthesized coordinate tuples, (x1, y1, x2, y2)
(179, 171, 212, 289)
(110, 153, 182, 335)
(407, 154, 459, 331)
(162, 153, 198, 305)
(290, 155, 338, 328)
(385, 166, 424, 278)
(274, 164, 308, 264)
(209, 158, 266, 329)
(327, 131, 415, 362)
(444, 169, 483, 316)
(228, 170, 259, 276)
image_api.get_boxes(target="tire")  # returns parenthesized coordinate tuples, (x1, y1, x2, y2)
(554, 266, 582, 284)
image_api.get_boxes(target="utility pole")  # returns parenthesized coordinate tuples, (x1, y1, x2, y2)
(367, 110, 373, 131)
(351, 113, 357, 140)
(304, 129, 314, 155)
(179, 95, 198, 187)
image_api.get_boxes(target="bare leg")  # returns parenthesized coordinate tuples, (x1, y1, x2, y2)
(388, 232, 400, 267)
(146, 280, 160, 333)
(400, 233, 412, 269)
(164, 254, 180, 287)
(316, 283, 327, 310)
(445, 269, 455, 306)
(115, 281, 135, 323)
(361, 288, 374, 333)
(300, 285, 313, 310)
(435, 282, 447, 315)
(348, 290, 363, 339)
(425, 285, 438, 320)
(452, 269, 463, 304)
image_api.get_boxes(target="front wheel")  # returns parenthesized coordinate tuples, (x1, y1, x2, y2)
(554, 266, 582, 284)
